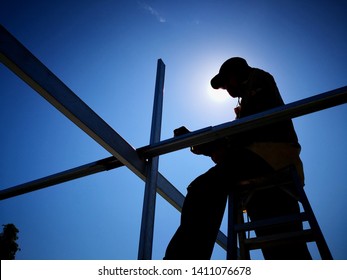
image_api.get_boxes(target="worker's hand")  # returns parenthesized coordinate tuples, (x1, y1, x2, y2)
(190, 146, 203, 155)
(173, 126, 213, 157)
(173, 126, 190, 137)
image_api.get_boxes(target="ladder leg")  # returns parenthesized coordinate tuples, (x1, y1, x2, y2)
(238, 211, 251, 260)
(227, 191, 239, 259)
(291, 169, 333, 260)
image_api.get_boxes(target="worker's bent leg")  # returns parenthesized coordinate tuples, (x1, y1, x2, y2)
(164, 166, 228, 259)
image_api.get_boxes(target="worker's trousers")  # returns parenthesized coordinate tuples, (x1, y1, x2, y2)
(164, 148, 312, 260)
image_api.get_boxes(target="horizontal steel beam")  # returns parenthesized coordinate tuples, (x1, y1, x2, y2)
(4, 86, 345, 201)
(138, 86, 347, 159)
(0, 156, 186, 213)
(0, 157, 227, 250)
(4, 82, 345, 201)
(0, 157, 120, 200)
(0, 156, 227, 249)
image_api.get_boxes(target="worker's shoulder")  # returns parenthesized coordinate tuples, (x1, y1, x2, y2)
(252, 67, 274, 79)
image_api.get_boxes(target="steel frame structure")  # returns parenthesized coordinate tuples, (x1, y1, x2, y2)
(1, 24, 347, 259)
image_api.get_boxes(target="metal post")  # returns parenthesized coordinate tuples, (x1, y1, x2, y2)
(138, 59, 165, 259)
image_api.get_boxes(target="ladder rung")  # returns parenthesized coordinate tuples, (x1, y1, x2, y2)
(244, 229, 315, 250)
(234, 213, 308, 232)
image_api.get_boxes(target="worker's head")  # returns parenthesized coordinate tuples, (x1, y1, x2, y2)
(211, 57, 251, 97)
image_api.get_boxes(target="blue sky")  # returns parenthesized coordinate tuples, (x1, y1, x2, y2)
(1, 0, 346, 260)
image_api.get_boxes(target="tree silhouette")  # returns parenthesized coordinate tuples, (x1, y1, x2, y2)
(0, 224, 20, 260)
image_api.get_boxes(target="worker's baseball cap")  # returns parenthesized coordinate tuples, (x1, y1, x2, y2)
(211, 57, 250, 89)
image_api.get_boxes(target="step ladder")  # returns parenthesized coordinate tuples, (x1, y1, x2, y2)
(227, 166, 333, 260)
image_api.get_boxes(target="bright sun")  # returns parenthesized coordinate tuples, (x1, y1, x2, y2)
(207, 86, 230, 103)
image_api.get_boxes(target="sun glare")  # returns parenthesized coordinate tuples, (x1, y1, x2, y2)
(207, 86, 230, 103)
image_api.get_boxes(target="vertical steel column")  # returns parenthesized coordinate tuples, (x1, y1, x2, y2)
(138, 59, 165, 259)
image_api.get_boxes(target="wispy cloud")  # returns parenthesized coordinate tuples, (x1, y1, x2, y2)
(138, 2, 166, 23)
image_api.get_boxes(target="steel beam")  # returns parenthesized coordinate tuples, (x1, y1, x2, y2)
(138, 59, 165, 259)
(0, 157, 121, 200)
(3, 81, 346, 201)
(138, 86, 347, 159)
(0, 157, 227, 250)
(0, 24, 146, 178)
(0, 157, 186, 213)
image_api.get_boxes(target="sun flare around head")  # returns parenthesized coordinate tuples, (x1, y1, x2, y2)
(207, 85, 230, 103)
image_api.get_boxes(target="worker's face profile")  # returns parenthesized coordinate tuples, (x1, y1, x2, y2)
(224, 75, 242, 98)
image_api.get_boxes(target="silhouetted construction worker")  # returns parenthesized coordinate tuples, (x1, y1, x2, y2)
(164, 57, 311, 260)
